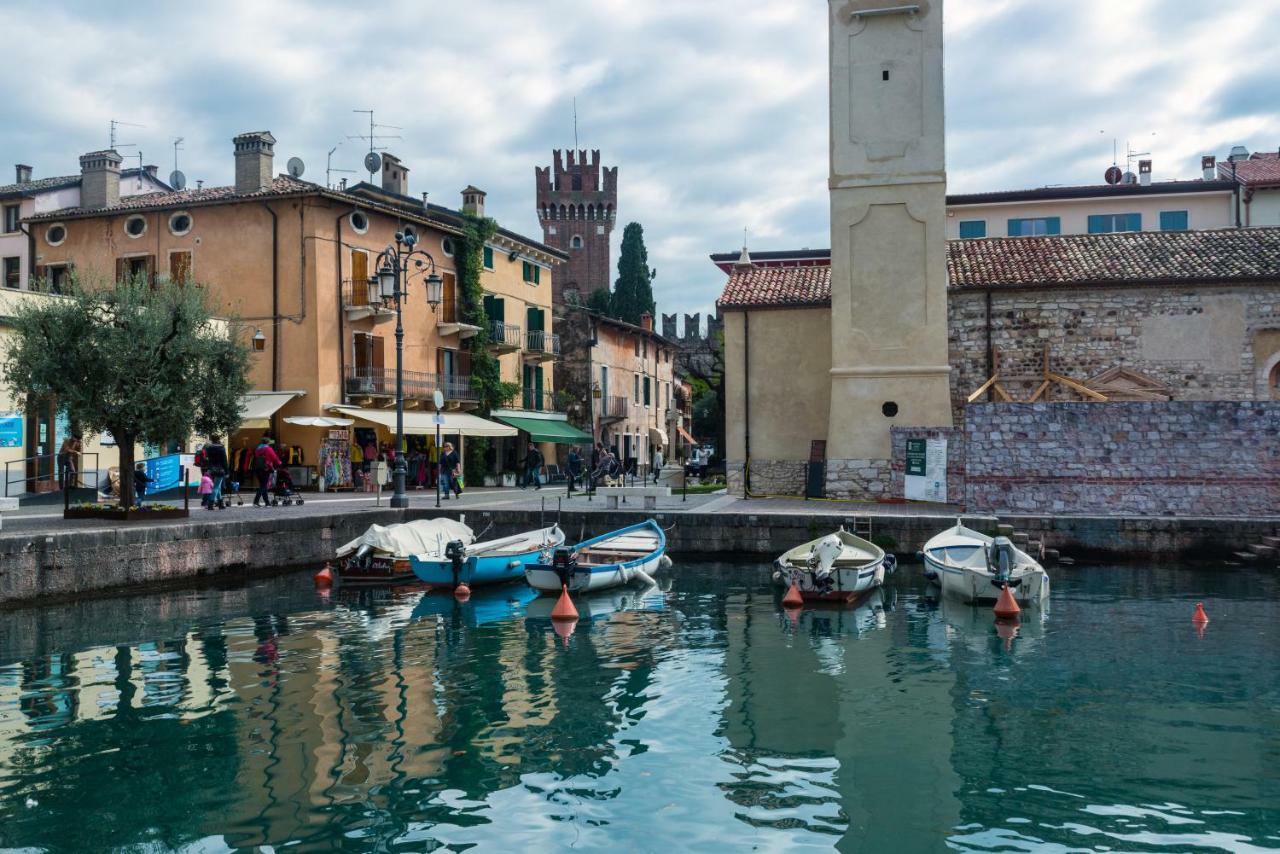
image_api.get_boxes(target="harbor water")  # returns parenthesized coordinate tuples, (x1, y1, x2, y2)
(1, 560, 1277, 851)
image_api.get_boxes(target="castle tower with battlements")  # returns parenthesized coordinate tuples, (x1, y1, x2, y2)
(535, 150, 618, 308)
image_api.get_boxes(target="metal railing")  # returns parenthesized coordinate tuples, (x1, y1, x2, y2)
(526, 330, 561, 356)
(341, 277, 382, 308)
(5, 452, 100, 497)
(344, 367, 478, 402)
(489, 320, 522, 348)
(504, 389, 563, 412)
(598, 395, 629, 420)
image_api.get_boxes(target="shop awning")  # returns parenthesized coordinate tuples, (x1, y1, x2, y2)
(677, 426, 696, 444)
(327, 405, 516, 438)
(648, 427, 669, 448)
(493, 414, 592, 445)
(284, 416, 354, 427)
(239, 391, 305, 429)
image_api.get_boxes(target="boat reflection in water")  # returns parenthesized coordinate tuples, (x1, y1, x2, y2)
(932, 591, 1047, 654)
(410, 584, 540, 627)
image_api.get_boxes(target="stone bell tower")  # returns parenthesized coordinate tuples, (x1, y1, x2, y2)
(826, 0, 952, 477)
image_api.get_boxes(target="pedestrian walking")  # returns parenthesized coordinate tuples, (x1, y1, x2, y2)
(652, 447, 664, 484)
(202, 434, 229, 508)
(522, 441, 544, 490)
(198, 472, 214, 509)
(58, 434, 82, 490)
(439, 442, 462, 499)
(566, 445, 583, 493)
(133, 463, 153, 508)
(251, 437, 282, 507)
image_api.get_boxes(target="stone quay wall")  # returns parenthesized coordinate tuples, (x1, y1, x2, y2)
(965, 401, 1280, 516)
(948, 285, 1280, 422)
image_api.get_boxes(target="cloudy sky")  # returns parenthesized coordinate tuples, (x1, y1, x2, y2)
(2, 0, 1277, 321)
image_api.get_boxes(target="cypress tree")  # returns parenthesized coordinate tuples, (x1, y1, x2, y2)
(612, 222, 656, 324)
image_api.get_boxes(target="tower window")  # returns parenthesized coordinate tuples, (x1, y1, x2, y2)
(571, 235, 583, 249)
(882, 69, 890, 81)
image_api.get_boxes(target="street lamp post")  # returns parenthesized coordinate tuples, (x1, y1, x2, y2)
(374, 230, 443, 509)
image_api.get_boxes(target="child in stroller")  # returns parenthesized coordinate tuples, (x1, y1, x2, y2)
(270, 466, 304, 506)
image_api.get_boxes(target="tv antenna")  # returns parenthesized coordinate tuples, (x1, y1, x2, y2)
(170, 137, 186, 189)
(1124, 139, 1151, 173)
(573, 97, 579, 150)
(326, 142, 355, 189)
(349, 109, 402, 182)
(172, 138, 183, 172)
(109, 118, 144, 151)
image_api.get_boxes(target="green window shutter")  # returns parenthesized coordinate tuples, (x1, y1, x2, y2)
(1046, 217, 1060, 235)
(483, 294, 495, 320)
(1007, 218, 1023, 237)
(483, 246, 494, 268)
(643, 377, 651, 406)
(1160, 210, 1188, 231)
(959, 220, 986, 239)
(534, 367, 544, 409)
(1087, 215, 1106, 234)
(534, 265, 541, 285)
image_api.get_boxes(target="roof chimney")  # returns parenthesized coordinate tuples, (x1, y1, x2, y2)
(1138, 159, 1152, 186)
(640, 311, 654, 332)
(15, 164, 32, 184)
(232, 131, 276, 194)
(380, 153, 408, 196)
(733, 244, 754, 269)
(79, 150, 123, 209)
(461, 185, 486, 217)
(1202, 155, 1217, 181)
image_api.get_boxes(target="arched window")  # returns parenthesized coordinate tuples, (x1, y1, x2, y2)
(1270, 360, 1280, 399)
(571, 235, 583, 249)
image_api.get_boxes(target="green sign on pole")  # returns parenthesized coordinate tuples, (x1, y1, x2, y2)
(905, 439, 926, 476)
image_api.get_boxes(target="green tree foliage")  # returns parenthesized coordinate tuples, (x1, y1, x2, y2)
(3, 275, 251, 506)
(454, 211, 519, 415)
(611, 222, 656, 324)
(585, 287, 612, 316)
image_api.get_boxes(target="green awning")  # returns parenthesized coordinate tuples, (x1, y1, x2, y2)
(493, 414, 592, 444)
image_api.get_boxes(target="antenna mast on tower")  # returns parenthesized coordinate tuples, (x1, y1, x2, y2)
(573, 97, 579, 151)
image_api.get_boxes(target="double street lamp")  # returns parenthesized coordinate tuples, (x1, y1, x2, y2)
(373, 228, 442, 509)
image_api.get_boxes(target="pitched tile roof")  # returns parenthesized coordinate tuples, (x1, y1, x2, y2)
(25, 175, 319, 219)
(715, 227, 1280, 308)
(0, 168, 168, 200)
(1219, 152, 1280, 187)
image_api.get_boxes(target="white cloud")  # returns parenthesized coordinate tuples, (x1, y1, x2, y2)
(2, 0, 1278, 321)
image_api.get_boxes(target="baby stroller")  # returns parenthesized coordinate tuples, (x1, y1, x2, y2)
(220, 474, 245, 507)
(270, 467, 304, 506)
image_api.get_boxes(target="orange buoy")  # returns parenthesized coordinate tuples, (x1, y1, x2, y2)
(994, 618, 1019, 651)
(551, 585, 579, 621)
(993, 585, 1021, 619)
(552, 616, 577, 646)
(1192, 602, 1209, 624)
(314, 563, 334, 589)
(782, 582, 804, 609)
(454, 583, 471, 601)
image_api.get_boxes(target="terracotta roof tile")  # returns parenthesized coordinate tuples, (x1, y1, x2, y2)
(716, 227, 1280, 308)
(26, 175, 316, 219)
(1218, 152, 1280, 187)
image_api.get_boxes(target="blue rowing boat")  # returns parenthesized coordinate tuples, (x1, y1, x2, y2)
(411, 524, 564, 588)
(525, 519, 667, 594)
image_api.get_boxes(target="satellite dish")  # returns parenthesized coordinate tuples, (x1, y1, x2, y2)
(169, 169, 187, 190)
(364, 151, 382, 174)
(1122, 171, 1137, 185)
(287, 157, 305, 178)
(1104, 165, 1122, 185)
(433, 390, 445, 410)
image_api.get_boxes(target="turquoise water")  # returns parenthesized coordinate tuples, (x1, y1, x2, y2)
(1, 560, 1277, 852)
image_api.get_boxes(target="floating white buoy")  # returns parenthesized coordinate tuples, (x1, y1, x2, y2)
(25, 797, 38, 808)
(659, 554, 673, 569)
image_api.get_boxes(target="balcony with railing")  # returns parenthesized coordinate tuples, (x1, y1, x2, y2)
(597, 394, 629, 422)
(487, 320, 522, 354)
(436, 294, 482, 340)
(341, 278, 396, 322)
(502, 388, 564, 413)
(523, 329, 561, 363)
(344, 367, 478, 406)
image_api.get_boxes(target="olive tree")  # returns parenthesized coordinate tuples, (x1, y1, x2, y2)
(3, 275, 251, 507)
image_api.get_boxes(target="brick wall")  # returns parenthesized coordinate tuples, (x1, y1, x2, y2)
(965, 401, 1280, 516)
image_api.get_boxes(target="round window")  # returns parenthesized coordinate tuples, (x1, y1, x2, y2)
(881, 401, 899, 418)
(168, 211, 192, 236)
(349, 211, 369, 234)
(441, 237, 454, 257)
(45, 223, 67, 246)
(124, 215, 147, 238)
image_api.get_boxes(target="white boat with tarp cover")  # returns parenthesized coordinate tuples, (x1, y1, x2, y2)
(335, 518, 475, 584)
(921, 519, 1049, 605)
(771, 528, 895, 602)
(525, 520, 667, 594)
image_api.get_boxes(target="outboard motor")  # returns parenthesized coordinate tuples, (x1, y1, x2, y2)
(989, 536, 1019, 589)
(444, 539, 467, 589)
(552, 546, 577, 588)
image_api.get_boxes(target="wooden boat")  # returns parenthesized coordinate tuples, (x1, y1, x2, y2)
(771, 528, 895, 602)
(525, 520, 667, 594)
(335, 518, 474, 585)
(921, 520, 1049, 605)
(411, 525, 564, 588)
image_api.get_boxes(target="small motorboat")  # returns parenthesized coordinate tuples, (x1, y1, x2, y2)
(335, 518, 475, 584)
(921, 520, 1049, 605)
(411, 525, 565, 589)
(525, 520, 668, 595)
(772, 527, 895, 603)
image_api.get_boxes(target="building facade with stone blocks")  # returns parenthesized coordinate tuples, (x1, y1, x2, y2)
(714, 227, 1280, 500)
(22, 131, 565, 483)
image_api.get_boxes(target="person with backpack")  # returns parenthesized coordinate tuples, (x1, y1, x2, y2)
(251, 437, 282, 507)
(202, 435, 230, 508)
(438, 442, 462, 500)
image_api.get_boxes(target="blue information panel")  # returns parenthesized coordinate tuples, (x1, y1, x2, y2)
(141, 454, 199, 492)
(0, 415, 22, 449)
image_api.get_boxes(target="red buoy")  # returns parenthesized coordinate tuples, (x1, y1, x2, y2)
(454, 583, 471, 601)
(994, 618, 1019, 652)
(551, 585, 578, 621)
(553, 616, 577, 646)
(314, 563, 334, 589)
(1192, 602, 1209, 624)
(782, 582, 804, 609)
(993, 585, 1021, 619)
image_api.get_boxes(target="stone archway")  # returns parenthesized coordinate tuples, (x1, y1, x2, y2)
(1260, 349, 1280, 400)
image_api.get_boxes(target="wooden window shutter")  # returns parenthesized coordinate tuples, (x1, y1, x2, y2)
(170, 251, 192, 285)
(32, 265, 45, 290)
(372, 336, 385, 371)
(145, 255, 156, 287)
(351, 251, 368, 303)
(115, 257, 127, 283)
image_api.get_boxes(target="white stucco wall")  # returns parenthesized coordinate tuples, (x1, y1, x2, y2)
(945, 190, 1234, 239)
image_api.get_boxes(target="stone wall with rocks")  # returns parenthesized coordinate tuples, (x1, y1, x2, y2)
(965, 401, 1280, 516)
(949, 285, 1280, 422)
(889, 427, 966, 503)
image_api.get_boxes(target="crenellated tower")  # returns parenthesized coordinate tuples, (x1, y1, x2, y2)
(535, 149, 618, 308)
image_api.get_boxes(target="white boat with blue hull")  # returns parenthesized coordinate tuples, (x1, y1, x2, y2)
(525, 520, 668, 594)
(922, 520, 1049, 605)
(411, 525, 564, 589)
